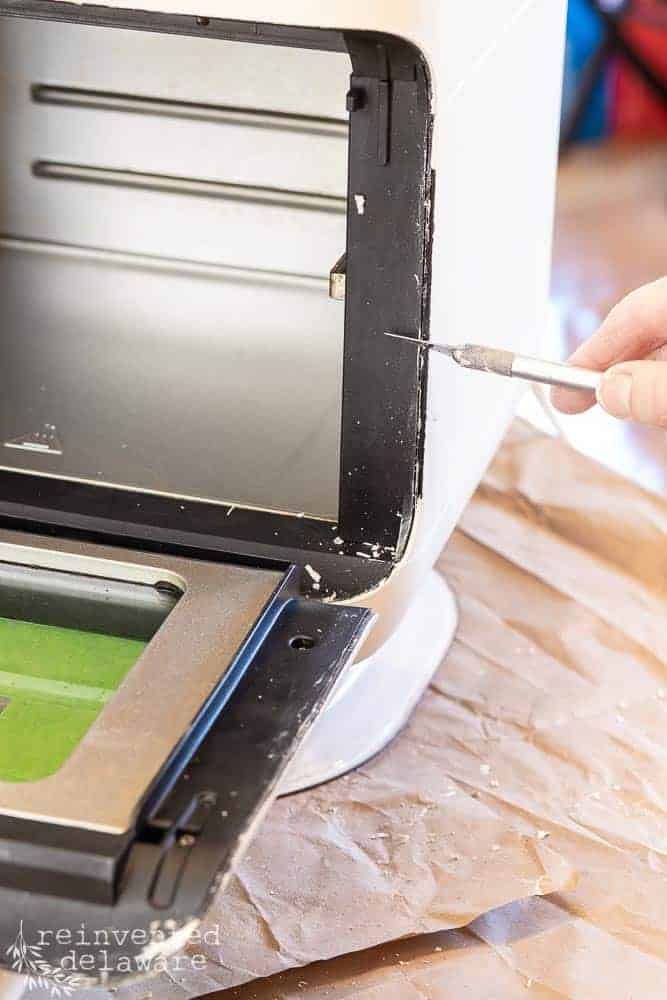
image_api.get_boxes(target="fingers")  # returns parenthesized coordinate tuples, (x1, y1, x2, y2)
(551, 277, 667, 415)
(550, 382, 599, 416)
(596, 361, 667, 427)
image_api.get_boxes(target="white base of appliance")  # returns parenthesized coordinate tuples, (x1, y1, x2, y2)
(280, 570, 458, 796)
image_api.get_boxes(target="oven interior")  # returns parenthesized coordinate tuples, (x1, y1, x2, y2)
(0, 18, 350, 521)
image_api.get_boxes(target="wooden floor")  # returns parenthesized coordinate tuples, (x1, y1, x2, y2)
(549, 140, 667, 495)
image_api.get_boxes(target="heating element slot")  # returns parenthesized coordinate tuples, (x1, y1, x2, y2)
(32, 84, 348, 138)
(0, 235, 328, 287)
(33, 161, 348, 214)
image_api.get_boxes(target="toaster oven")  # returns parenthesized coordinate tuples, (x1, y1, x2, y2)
(0, 0, 567, 985)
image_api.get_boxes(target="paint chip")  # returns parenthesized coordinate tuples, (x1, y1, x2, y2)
(354, 193, 367, 215)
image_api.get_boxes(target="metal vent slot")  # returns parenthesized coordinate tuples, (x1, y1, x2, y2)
(32, 161, 348, 215)
(32, 84, 349, 139)
(0, 235, 328, 287)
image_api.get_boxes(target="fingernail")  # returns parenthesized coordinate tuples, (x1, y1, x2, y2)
(598, 371, 632, 419)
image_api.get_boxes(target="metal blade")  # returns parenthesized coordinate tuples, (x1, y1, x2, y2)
(384, 332, 454, 356)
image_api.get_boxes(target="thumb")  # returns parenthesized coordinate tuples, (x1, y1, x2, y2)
(597, 361, 667, 427)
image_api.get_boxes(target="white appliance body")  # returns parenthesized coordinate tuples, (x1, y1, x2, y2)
(36, 0, 568, 789)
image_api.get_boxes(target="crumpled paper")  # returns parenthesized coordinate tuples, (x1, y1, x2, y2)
(31, 419, 667, 999)
(208, 421, 667, 999)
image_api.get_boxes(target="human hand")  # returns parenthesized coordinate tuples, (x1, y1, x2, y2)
(551, 277, 667, 428)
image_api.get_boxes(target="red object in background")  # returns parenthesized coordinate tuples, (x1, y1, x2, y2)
(611, 0, 667, 138)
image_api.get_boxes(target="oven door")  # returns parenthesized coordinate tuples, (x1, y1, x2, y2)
(0, 536, 373, 984)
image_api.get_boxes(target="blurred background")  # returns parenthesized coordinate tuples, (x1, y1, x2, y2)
(545, 0, 666, 494)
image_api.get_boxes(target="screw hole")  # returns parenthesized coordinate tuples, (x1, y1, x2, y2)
(290, 634, 316, 652)
(196, 15, 210, 26)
